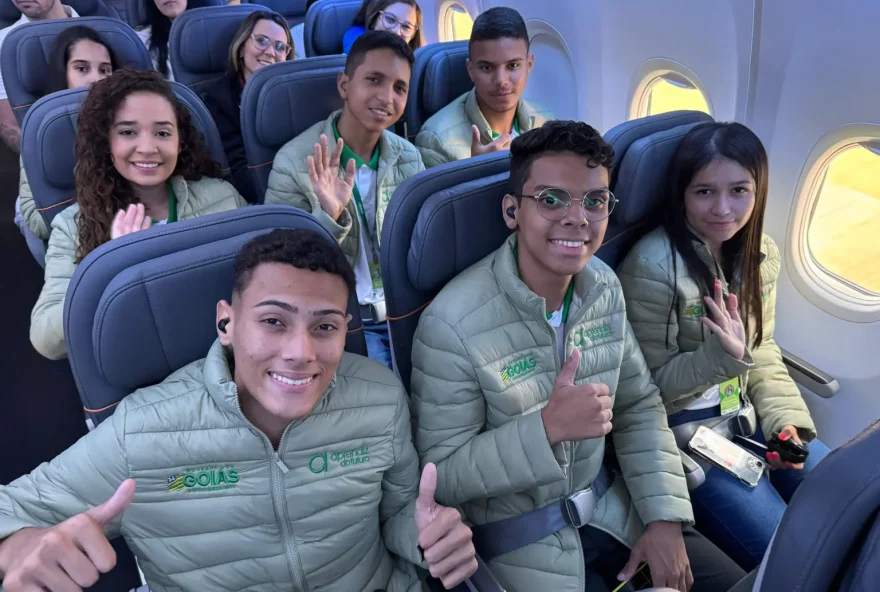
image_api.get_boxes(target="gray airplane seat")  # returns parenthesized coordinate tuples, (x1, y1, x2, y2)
(123, 0, 224, 29)
(0, 16, 152, 125)
(169, 4, 266, 89)
(399, 40, 470, 139)
(64, 206, 368, 428)
(240, 55, 345, 199)
(21, 82, 228, 236)
(598, 109, 714, 268)
(303, 0, 360, 56)
(380, 152, 512, 390)
(244, 0, 308, 27)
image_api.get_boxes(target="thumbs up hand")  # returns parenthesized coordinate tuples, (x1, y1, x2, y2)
(0, 479, 135, 591)
(414, 464, 478, 589)
(541, 349, 613, 446)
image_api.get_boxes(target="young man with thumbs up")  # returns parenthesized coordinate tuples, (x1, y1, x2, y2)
(410, 121, 745, 592)
(0, 229, 477, 591)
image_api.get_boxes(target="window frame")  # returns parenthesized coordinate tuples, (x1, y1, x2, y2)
(786, 123, 880, 322)
(439, 0, 473, 43)
(627, 58, 713, 120)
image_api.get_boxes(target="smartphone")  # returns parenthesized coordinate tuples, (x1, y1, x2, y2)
(611, 563, 652, 592)
(688, 425, 765, 488)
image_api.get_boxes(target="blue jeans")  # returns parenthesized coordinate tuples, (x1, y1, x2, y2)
(687, 423, 831, 571)
(363, 321, 393, 370)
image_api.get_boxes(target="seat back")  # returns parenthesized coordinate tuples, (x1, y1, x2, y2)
(752, 420, 879, 591)
(303, 0, 359, 57)
(596, 110, 714, 268)
(244, 0, 308, 26)
(381, 152, 511, 390)
(22, 82, 229, 229)
(169, 4, 265, 89)
(1, 17, 152, 124)
(123, 0, 224, 29)
(65, 206, 369, 426)
(241, 55, 345, 200)
(399, 41, 470, 139)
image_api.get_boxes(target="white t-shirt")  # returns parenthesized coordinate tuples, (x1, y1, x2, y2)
(352, 164, 379, 305)
(0, 6, 79, 100)
(290, 22, 304, 60)
(687, 383, 722, 410)
(136, 26, 174, 81)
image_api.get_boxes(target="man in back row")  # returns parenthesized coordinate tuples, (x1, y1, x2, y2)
(415, 7, 553, 167)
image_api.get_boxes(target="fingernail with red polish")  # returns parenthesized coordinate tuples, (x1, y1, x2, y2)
(778, 432, 788, 441)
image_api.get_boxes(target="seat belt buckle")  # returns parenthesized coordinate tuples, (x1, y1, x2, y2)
(563, 488, 598, 528)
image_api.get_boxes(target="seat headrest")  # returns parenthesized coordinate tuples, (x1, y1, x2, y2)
(241, 55, 345, 199)
(0, 0, 19, 27)
(244, 0, 307, 23)
(124, 0, 224, 30)
(169, 5, 265, 88)
(66, 206, 368, 425)
(22, 81, 230, 228)
(0, 17, 153, 124)
(402, 41, 471, 139)
(66, 0, 116, 17)
(303, 0, 360, 57)
(605, 110, 713, 188)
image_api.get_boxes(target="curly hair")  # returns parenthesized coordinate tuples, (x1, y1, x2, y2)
(74, 68, 222, 262)
(509, 120, 614, 195)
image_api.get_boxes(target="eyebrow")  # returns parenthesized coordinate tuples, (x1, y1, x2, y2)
(255, 300, 346, 317)
(112, 120, 175, 127)
(691, 180, 753, 188)
(532, 184, 609, 192)
(476, 58, 524, 66)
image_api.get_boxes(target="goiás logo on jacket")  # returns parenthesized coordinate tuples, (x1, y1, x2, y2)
(501, 355, 538, 384)
(309, 445, 370, 474)
(167, 465, 239, 493)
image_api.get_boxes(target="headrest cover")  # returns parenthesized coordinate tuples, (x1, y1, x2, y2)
(612, 122, 706, 226)
(408, 172, 511, 292)
(248, 0, 307, 18)
(420, 43, 470, 116)
(305, 0, 360, 56)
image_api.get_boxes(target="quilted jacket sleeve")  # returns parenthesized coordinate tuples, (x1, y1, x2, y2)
(746, 240, 816, 440)
(414, 129, 452, 169)
(264, 147, 354, 244)
(411, 313, 566, 507)
(618, 252, 753, 403)
(613, 322, 694, 525)
(18, 160, 50, 241)
(380, 384, 425, 571)
(29, 211, 78, 360)
(0, 403, 131, 542)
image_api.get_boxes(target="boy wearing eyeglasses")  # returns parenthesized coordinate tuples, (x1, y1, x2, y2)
(414, 6, 554, 167)
(409, 121, 745, 592)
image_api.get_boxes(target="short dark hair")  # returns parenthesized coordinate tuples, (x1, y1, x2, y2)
(509, 120, 614, 195)
(344, 30, 414, 75)
(232, 229, 356, 299)
(469, 7, 529, 50)
(44, 26, 120, 96)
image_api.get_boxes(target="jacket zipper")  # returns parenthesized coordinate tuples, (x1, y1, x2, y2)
(232, 385, 309, 591)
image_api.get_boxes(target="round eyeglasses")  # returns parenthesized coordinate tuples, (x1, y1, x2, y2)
(517, 188, 618, 222)
(251, 34, 292, 57)
(378, 11, 418, 38)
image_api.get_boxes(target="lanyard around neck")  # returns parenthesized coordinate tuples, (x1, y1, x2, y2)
(513, 243, 575, 324)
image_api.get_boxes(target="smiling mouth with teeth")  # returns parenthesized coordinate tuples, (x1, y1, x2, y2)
(133, 162, 159, 169)
(270, 372, 314, 387)
(551, 239, 586, 248)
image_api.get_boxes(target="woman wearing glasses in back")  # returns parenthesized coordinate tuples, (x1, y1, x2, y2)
(199, 10, 293, 201)
(343, 0, 423, 53)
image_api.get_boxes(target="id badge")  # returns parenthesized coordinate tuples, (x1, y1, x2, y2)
(719, 377, 742, 416)
(368, 261, 384, 292)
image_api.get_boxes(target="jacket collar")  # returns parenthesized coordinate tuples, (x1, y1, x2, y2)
(684, 222, 765, 294)
(493, 234, 608, 325)
(464, 89, 537, 144)
(168, 176, 191, 212)
(322, 109, 402, 186)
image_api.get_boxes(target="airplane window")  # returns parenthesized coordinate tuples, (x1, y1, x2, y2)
(807, 142, 880, 294)
(441, 2, 474, 42)
(636, 73, 711, 118)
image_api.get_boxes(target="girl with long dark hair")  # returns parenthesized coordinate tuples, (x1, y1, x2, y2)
(618, 121, 831, 571)
(136, 0, 186, 79)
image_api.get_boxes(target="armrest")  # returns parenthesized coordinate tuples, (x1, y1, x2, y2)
(680, 449, 706, 490)
(781, 348, 840, 399)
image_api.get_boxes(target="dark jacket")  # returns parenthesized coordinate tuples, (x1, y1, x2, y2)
(200, 73, 255, 201)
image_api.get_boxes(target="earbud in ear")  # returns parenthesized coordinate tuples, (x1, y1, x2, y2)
(506, 206, 516, 219)
(217, 318, 230, 333)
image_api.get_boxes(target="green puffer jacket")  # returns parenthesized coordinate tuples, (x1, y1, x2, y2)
(410, 235, 692, 592)
(0, 341, 424, 591)
(414, 89, 554, 168)
(18, 158, 50, 241)
(264, 110, 425, 268)
(617, 227, 816, 440)
(30, 176, 246, 361)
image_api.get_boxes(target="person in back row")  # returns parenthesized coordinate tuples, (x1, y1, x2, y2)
(15, 25, 119, 261)
(343, 0, 423, 54)
(0, 0, 80, 154)
(200, 10, 293, 200)
(265, 31, 425, 369)
(410, 121, 745, 592)
(30, 69, 246, 360)
(136, 0, 187, 80)
(414, 7, 553, 168)
(617, 122, 830, 570)
(1, 229, 478, 591)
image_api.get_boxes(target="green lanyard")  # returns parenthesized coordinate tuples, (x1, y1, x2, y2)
(513, 243, 574, 324)
(150, 181, 178, 226)
(491, 118, 521, 139)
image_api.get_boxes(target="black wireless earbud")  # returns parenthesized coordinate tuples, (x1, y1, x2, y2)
(217, 318, 230, 333)
(506, 206, 516, 219)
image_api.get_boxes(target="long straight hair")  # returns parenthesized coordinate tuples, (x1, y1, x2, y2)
(145, 0, 177, 78)
(663, 122, 769, 347)
(44, 26, 120, 95)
